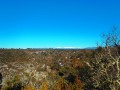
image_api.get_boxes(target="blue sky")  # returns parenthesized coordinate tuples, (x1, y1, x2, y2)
(0, 0, 120, 48)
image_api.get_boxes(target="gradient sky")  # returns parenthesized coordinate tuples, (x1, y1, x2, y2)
(0, 0, 120, 48)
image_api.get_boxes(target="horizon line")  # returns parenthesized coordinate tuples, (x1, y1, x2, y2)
(0, 46, 96, 49)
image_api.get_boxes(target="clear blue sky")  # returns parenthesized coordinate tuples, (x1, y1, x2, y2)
(0, 0, 120, 48)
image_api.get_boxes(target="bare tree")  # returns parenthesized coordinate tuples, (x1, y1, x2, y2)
(86, 27, 120, 90)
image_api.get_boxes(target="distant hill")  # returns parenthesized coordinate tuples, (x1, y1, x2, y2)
(84, 47, 97, 50)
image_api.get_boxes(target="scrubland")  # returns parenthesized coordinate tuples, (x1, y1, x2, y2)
(0, 30, 120, 90)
